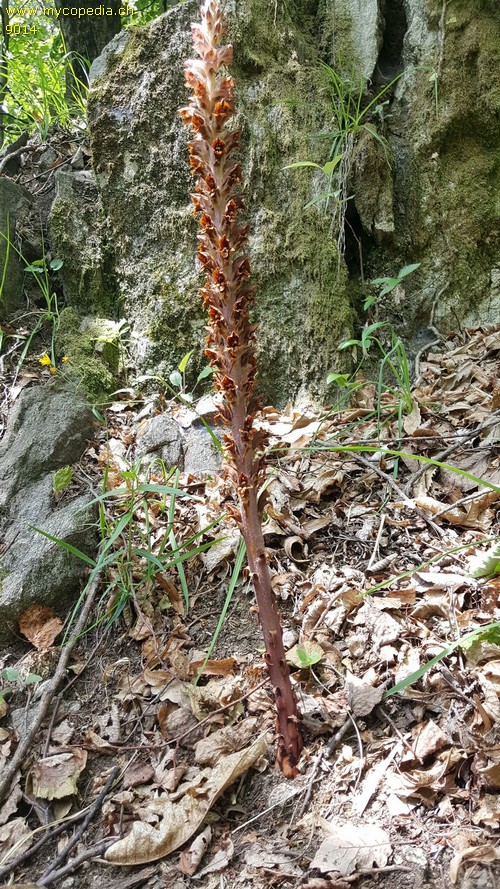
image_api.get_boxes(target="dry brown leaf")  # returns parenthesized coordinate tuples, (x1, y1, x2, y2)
(189, 658, 236, 678)
(403, 402, 421, 435)
(30, 749, 87, 800)
(449, 844, 500, 884)
(18, 605, 63, 650)
(105, 736, 266, 865)
(472, 794, 500, 826)
(178, 825, 212, 875)
(122, 762, 155, 789)
(0, 816, 32, 859)
(194, 718, 258, 766)
(310, 822, 391, 876)
(411, 719, 448, 762)
(345, 672, 383, 717)
(193, 836, 234, 879)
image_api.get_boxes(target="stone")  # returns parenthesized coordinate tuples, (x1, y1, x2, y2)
(0, 382, 98, 643)
(182, 427, 223, 476)
(0, 381, 95, 512)
(135, 414, 183, 468)
(87, 0, 352, 406)
(49, 169, 119, 317)
(321, 0, 383, 80)
(0, 178, 38, 320)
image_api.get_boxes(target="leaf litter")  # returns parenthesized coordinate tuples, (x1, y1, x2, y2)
(0, 326, 500, 887)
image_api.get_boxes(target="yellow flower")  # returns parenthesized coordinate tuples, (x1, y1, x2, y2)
(49, 366, 57, 374)
(61, 356, 70, 363)
(39, 353, 51, 366)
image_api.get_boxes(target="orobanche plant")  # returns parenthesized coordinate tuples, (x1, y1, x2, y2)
(179, 0, 303, 776)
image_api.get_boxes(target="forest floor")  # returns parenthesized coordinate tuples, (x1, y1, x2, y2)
(1, 324, 500, 889)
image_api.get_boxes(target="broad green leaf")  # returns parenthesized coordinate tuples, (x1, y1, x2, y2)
(196, 365, 214, 382)
(178, 350, 193, 373)
(327, 372, 351, 386)
(25, 673, 43, 685)
(322, 155, 343, 176)
(2, 668, 21, 682)
(50, 258, 63, 271)
(53, 465, 72, 493)
(169, 370, 182, 389)
(398, 263, 420, 279)
(284, 161, 323, 170)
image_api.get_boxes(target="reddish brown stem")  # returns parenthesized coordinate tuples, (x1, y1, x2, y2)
(179, 0, 302, 776)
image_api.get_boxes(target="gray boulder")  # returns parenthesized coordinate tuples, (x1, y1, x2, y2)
(0, 383, 98, 643)
(49, 169, 119, 317)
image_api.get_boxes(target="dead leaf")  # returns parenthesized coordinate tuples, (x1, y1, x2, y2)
(193, 835, 234, 879)
(0, 816, 32, 859)
(18, 605, 63, 650)
(194, 718, 258, 766)
(449, 844, 500, 884)
(105, 736, 266, 865)
(30, 749, 87, 800)
(472, 794, 500, 826)
(122, 761, 155, 789)
(178, 825, 212, 875)
(411, 719, 448, 762)
(403, 402, 421, 435)
(310, 822, 391, 876)
(345, 672, 383, 717)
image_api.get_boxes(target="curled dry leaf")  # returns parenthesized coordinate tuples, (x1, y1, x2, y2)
(105, 736, 266, 865)
(449, 843, 500, 884)
(178, 825, 212, 875)
(18, 605, 63, 650)
(193, 835, 234, 879)
(310, 822, 392, 876)
(30, 749, 87, 800)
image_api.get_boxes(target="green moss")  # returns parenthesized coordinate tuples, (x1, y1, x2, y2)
(55, 307, 123, 403)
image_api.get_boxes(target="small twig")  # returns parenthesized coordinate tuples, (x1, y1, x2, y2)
(0, 142, 35, 175)
(350, 452, 445, 538)
(0, 571, 102, 805)
(40, 767, 120, 881)
(367, 514, 386, 570)
(37, 839, 115, 886)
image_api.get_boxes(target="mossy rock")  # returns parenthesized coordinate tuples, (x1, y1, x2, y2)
(55, 307, 125, 403)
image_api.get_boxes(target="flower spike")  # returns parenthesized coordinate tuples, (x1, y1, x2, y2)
(180, 0, 303, 777)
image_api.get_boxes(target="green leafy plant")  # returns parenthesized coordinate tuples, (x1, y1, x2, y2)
(0, 230, 62, 371)
(33, 458, 223, 634)
(0, 19, 88, 145)
(53, 465, 73, 494)
(0, 667, 42, 713)
(167, 349, 215, 403)
(332, 321, 413, 435)
(364, 263, 421, 311)
(285, 62, 406, 225)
